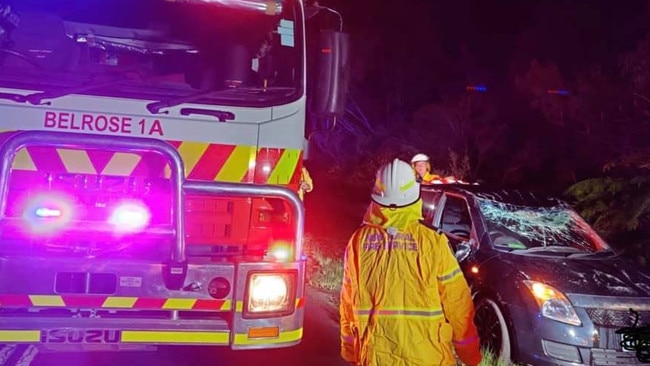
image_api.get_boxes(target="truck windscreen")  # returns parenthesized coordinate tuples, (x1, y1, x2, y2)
(0, 0, 303, 108)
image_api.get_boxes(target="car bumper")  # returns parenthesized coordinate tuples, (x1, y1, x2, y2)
(509, 304, 646, 366)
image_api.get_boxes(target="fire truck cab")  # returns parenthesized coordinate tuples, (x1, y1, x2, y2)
(0, 0, 348, 351)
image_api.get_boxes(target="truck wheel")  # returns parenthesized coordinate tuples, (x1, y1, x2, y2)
(474, 297, 512, 363)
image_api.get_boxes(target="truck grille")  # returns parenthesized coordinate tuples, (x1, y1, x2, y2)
(586, 308, 650, 328)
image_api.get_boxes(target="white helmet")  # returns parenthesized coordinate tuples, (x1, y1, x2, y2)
(411, 153, 430, 164)
(371, 159, 420, 207)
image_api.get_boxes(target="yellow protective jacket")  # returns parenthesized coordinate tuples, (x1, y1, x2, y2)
(340, 199, 482, 366)
(419, 172, 442, 185)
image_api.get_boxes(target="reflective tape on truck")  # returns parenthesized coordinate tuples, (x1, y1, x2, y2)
(0, 131, 301, 185)
(0, 295, 306, 311)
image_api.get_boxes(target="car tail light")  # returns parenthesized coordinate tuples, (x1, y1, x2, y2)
(109, 201, 151, 233)
(244, 271, 296, 318)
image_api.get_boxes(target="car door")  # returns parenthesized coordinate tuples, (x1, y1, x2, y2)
(431, 193, 476, 260)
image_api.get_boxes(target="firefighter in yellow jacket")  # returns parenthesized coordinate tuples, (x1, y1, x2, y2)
(411, 153, 443, 185)
(298, 166, 313, 201)
(339, 158, 482, 366)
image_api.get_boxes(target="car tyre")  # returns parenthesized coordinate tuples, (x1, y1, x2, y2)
(474, 297, 512, 363)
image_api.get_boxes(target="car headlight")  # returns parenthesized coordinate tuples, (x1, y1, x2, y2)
(524, 280, 582, 326)
(244, 272, 296, 318)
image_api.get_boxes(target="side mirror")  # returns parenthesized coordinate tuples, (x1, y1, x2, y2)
(455, 240, 473, 263)
(310, 30, 350, 119)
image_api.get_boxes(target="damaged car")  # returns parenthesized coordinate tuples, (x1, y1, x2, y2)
(420, 184, 650, 366)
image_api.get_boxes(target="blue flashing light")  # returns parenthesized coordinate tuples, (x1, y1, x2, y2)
(35, 207, 62, 218)
(466, 85, 487, 93)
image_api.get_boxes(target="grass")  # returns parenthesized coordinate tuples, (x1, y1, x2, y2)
(304, 235, 345, 292)
(478, 348, 520, 366)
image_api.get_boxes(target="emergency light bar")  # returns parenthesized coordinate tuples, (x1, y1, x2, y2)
(466, 85, 487, 92)
(547, 89, 570, 96)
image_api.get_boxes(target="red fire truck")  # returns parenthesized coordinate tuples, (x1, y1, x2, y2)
(0, 0, 348, 351)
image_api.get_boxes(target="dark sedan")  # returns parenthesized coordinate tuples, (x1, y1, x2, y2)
(420, 184, 650, 366)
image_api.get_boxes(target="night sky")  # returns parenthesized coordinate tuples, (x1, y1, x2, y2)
(325, 0, 649, 101)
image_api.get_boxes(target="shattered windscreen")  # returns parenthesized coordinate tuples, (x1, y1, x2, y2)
(0, 0, 303, 107)
(476, 198, 610, 253)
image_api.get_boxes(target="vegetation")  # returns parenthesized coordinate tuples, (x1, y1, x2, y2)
(565, 154, 650, 265)
(307, 12, 650, 262)
(305, 235, 345, 292)
(477, 349, 520, 366)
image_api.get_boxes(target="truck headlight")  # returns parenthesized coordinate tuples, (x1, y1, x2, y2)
(244, 272, 296, 318)
(524, 280, 581, 326)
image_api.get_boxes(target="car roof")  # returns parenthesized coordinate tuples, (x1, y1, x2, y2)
(421, 184, 570, 208)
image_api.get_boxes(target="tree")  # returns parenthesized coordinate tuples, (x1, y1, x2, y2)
(565, 153, 650, 266)
(515, 59, 568, 126)
(408, 90, 502, 181)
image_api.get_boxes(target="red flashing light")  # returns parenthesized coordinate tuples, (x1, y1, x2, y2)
(321, 48, 332, 54)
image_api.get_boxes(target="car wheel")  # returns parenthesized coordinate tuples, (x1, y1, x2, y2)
(474, 297, 512, 363)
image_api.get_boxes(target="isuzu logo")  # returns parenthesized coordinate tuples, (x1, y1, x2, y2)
(40, 329, 121, 344)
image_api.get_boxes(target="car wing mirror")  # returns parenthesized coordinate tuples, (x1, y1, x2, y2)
(455, 239, 473, 262)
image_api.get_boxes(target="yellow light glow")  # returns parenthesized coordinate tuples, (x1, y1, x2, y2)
(268, 242, 292, 262)
(531, 282, 557, 301)
(248, 274, 289, 312)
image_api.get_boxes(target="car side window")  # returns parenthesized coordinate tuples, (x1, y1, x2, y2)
(440, 195, 472, 239)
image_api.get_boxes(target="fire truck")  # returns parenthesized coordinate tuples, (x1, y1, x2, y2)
(0, 0, 348, 351)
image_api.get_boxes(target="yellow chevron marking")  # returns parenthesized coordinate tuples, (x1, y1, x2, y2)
(0, 330, 41, 342)
(268, 149, 300, 184)
(102, 297, 138, 308)
(177, 141, 209, 176)
(13, 148, 37, 171)
(162, 298, 196, 310)
(57, 149, 96, 174)
(102, 153, 141, 176)
(220, 299, 232, 310)
(29, 295, 65, 307)
(216, 145, 254, 182)
(121, 331, 230, 344)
